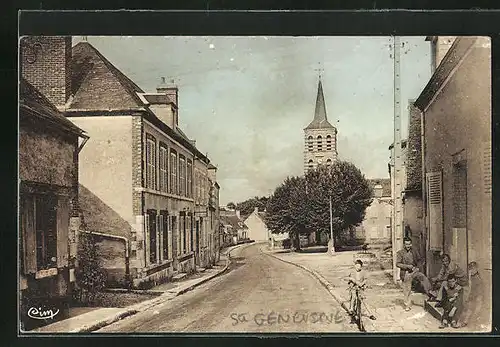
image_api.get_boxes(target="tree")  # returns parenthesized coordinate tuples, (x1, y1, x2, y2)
(226, 202, 236, 210)
(265, 160, 373, 251)
(235, 196, 270, 216)
(305, 162, 372, 247)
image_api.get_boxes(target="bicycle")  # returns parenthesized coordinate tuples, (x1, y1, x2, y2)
(341, 280, 376, 332)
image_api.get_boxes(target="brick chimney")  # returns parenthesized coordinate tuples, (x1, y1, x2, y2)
(157, 77, 178, 108)
(20, 36, 72, 109)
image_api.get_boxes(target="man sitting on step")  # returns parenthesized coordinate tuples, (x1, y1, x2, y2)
(429, 254, 468, 304)
(439, 274, 465, 329)
(396, 237, 434, 311)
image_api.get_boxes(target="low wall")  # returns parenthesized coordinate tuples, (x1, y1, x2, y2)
(90, 234, 128, 288)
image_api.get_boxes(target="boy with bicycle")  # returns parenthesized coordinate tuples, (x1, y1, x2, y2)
(344, 259, 375, 323)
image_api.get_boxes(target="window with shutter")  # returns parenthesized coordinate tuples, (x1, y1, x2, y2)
(159, 144, 168, 192)
(146, 135, 157, 190)
(170, 151, 178, 195)
(426, 171, 444, 251)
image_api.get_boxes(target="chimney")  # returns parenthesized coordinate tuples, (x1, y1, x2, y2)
(21, 36, 73, 109)
(374, 184, 383, 198)
(254, 207, 259, 214)
(157, 77, 178, 107)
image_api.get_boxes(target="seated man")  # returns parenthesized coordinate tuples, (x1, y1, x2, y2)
(430, 254, 468, 304)
(396, 237, 433, 311)
(439, 274, 465, 329)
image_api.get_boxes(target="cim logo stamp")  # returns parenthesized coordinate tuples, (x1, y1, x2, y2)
(27, 307, 59, 320)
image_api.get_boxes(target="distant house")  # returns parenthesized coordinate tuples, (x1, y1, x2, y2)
(242, 207, 270, 242)
(19, 77, 88, 330)
(355, 179, 392, 245)
(220, 209, 248, 245)
(270, 232, 290, 249)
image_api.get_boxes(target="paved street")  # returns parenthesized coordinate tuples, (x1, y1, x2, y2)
(96, 243, 355, 333)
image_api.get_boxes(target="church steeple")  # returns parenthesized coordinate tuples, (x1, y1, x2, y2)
(303, 76, 338, 173)
(305, 78, 335, 130)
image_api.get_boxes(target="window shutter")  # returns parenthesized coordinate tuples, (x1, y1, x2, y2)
(483, 142, 492, 195)
(144, 213, 150, 264)
(168, 216, 173, 259)
(426, 171, 444, 251)
(22, 195, 37, 274)
(158, 214, 164, 261)
(56, 196, 70, 268)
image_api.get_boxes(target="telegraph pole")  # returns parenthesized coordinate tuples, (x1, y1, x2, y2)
(329, 195, 335, 255)
(392, 36, 404, 283)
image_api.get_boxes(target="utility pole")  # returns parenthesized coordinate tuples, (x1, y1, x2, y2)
(392, 36, 404, 283)
(329, 195, 335, 255)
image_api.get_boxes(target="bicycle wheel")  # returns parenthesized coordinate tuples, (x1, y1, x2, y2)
(357, 295, 365, 332)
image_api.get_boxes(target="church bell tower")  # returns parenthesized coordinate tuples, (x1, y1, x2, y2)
(304, 77, 338, 173)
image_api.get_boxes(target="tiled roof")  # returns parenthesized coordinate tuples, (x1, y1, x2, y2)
(20, 78, 84, 136)
(69, 41, 145, 110)
(67, 41, 211, 165)
(220, 215, 248, 230)
(367, 178, 391, 197)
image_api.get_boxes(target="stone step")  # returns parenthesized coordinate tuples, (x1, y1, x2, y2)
(424, 300, 444, 321)
(172, 273, 188, 281)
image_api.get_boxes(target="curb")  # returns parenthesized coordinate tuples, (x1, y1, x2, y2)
(78, 243, 255, 333)
(71, 309, 139, 333)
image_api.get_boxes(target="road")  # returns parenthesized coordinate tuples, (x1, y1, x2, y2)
(96, 243, 355, 333)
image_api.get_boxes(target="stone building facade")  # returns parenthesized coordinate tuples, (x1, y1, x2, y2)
(19, 76, 88, 330)
(22, 36, 221, 289)
(414, 36, 491, 327)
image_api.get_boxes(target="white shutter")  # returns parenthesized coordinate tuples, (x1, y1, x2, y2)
(426, 171, 444, 251)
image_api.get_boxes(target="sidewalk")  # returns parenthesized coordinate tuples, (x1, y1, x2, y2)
(263, 247, 445, 333)
(29, 244, 246, 333)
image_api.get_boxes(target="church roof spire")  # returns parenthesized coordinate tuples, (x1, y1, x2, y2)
(305, 77, 335, 130)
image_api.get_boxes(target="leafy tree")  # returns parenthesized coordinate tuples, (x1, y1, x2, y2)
(235, 196, 270, 216)
(305, 162, 373, 247)
(265, 160, 372, 250)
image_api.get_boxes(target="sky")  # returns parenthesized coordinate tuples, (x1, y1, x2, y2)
(74, 36, 432, 206)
